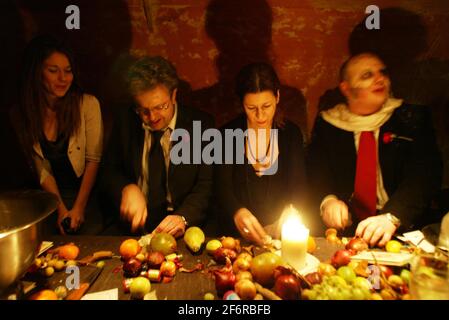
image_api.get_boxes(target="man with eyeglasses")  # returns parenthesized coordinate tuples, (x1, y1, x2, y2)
(99, 56, 214, 237)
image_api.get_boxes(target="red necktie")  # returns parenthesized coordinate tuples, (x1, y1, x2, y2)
(352, 131, 377, 220)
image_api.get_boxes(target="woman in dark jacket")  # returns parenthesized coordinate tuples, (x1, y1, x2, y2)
(216, 62, 308, 245)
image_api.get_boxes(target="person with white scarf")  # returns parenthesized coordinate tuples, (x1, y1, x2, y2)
(307, 53, 442, 247)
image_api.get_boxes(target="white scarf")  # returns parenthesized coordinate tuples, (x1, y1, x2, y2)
(321, 98, 403, 132)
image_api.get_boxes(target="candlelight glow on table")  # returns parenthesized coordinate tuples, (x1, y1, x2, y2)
(281, 205, 309, 271)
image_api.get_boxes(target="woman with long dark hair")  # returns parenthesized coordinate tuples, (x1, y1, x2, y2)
(12, 35, 103, 234)
(216, 62, 308, 245)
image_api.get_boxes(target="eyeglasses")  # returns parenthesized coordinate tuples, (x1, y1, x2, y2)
(135, 101, 170, 117)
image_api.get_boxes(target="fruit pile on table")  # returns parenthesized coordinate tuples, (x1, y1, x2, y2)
(25, 226, 429, 300)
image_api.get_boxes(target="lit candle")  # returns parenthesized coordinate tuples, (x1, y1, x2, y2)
(281, 205, 309, 271)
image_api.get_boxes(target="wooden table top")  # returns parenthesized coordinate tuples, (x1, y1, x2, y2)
(20, 235, 344, 300)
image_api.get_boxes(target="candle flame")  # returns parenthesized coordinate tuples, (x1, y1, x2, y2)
(281, 204, 308, 240)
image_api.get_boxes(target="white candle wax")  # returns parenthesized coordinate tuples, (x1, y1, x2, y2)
(281, 209, 309, 271)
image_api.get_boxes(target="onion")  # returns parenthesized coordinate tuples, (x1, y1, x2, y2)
(147, 251, 165, 268)
(235, 279, 257, 300)
(304, 272, 322, 285)
(214, 269, 236, 297)
(331, 249, 352, 268)
(274, 275, 301, 300)
(213, 247, 237, 264)
(160, 261, 176, 277)
(123, 258, 142, 277)
(346, 237, 369, 252)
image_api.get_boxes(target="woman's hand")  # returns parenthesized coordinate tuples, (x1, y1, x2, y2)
(67, 206, 85, 231)
(321, 198, 352, 230)
(234, 208, 268, 245)
(264, 220, 282, 239)
(57, 206, 70, 235)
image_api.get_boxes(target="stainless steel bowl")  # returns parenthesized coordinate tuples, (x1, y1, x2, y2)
(0, 190, 58, 292)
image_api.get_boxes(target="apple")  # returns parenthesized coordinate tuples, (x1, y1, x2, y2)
(130, 277, 151, 299)
(250, 252, 284, 287)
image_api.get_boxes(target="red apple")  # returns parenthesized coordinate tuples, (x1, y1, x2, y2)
(331, 249, 352, 268)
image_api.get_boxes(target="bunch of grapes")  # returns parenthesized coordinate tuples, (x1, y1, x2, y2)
(302, 274, 372, 300)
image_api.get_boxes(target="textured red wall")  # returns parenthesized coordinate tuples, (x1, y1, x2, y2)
(126, 0, 449, 131)
(3, 0, 449, 186)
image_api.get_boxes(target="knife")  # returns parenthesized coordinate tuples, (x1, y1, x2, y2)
(66, 267, 103, 300)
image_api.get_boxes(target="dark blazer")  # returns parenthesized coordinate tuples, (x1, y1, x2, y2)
(99, 104, 214, 231)
(307, 103, 442, 231)
(215, 115, 309, 235)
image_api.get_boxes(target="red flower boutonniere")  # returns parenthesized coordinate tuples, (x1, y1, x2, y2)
(382, 132, 414, 144)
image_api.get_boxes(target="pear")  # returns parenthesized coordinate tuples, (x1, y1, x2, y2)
(184, 226, 205, 253)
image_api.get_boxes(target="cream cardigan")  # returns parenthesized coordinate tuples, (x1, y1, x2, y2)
(33, 94, 104, 184)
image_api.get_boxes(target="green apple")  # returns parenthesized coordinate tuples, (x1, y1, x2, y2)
(130, 277, 151, 299)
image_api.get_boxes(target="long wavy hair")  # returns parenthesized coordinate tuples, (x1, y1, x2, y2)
(14, 35, 83, 161)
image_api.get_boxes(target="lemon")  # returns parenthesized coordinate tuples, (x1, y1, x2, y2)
(385, 240, 402, 253)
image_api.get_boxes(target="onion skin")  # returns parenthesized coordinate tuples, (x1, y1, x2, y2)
(213, 248, 237, 264)
(274, 275, 301, 300)
(305, 272, 322, 285)
(345, 237, 369, 252)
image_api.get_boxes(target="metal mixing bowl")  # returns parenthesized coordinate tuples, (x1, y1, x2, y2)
(0, 190, 58, 292)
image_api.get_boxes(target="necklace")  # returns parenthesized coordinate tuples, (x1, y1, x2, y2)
(245, 131, 272, 164)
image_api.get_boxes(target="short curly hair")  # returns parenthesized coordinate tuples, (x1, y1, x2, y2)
(127, 56, 179, 97)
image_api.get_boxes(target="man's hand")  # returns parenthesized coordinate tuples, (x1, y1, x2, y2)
(355, 215, 397, 247)
(321, 198, 352, 230)
(120, 184, 147, 233)
(153, 215, 187, 238)
(234, 208, 268, 246)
